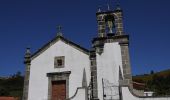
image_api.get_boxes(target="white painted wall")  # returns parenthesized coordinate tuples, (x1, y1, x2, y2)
(96, 42, 123, 100)
(122, 87, 170, 100)
(70, 88, 86, 100)
(28, 40, 90, 100)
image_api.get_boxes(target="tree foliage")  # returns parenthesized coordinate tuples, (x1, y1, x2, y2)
(0, 71, 24, 98)
(133, 69, 170, 96)
(146, 74, 170, 96)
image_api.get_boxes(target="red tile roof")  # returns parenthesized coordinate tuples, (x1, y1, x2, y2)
(133, 81, 145, 90)
(0, 97, 18, 100)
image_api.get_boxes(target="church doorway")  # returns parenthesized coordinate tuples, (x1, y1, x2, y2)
(52, 80, 66, 100)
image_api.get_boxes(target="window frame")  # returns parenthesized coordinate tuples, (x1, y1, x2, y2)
(54, 56, 65, 68)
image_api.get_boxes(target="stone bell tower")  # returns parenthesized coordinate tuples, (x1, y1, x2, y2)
(90, 5, 133, 100)
(96, 6, 132, 88)
(96, 6, 124, 37)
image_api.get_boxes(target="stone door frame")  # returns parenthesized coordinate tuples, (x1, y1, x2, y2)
(47, 71, 71, 100)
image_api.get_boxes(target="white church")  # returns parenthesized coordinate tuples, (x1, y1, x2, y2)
(22, 3, 170, 100)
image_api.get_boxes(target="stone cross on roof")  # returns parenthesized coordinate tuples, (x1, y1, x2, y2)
(57, 25, 63, 36)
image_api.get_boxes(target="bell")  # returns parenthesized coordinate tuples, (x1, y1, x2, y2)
(107, 20, 113, 33)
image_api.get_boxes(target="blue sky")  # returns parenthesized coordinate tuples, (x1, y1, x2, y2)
(0, 0, 170, 76)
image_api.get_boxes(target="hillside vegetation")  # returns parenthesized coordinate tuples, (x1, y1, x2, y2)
(0, 72, 24, 99)
(133, 69, 170, 96)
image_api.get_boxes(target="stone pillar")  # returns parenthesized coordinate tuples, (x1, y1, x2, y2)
(114, 9, 124, 35)
(120, 43, 133, 89)
(96, 14, 106, 37)
(22, 48, 31, 100)
(90, 50, 99, 100)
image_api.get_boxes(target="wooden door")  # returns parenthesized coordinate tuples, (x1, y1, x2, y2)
(52, 80, 66, 100)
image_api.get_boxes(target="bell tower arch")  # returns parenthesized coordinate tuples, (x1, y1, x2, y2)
(96, 6, 124, 37)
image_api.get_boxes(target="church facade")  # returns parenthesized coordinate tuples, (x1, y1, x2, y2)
(22, 4, 170, 100)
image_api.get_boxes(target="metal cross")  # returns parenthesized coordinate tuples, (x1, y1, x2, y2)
(57, 25, 62, 33)
(57, 25, 63, 36)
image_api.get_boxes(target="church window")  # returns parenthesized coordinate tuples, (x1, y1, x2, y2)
(57, 59, 63, 66)
(54, 56, 65, 68)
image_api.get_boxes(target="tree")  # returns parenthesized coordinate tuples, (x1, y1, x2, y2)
(150, 70, 154, 75)
(0, 88, 9, 96)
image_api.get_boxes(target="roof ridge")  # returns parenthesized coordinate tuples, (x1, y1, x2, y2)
(31, 36, 90, 60)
